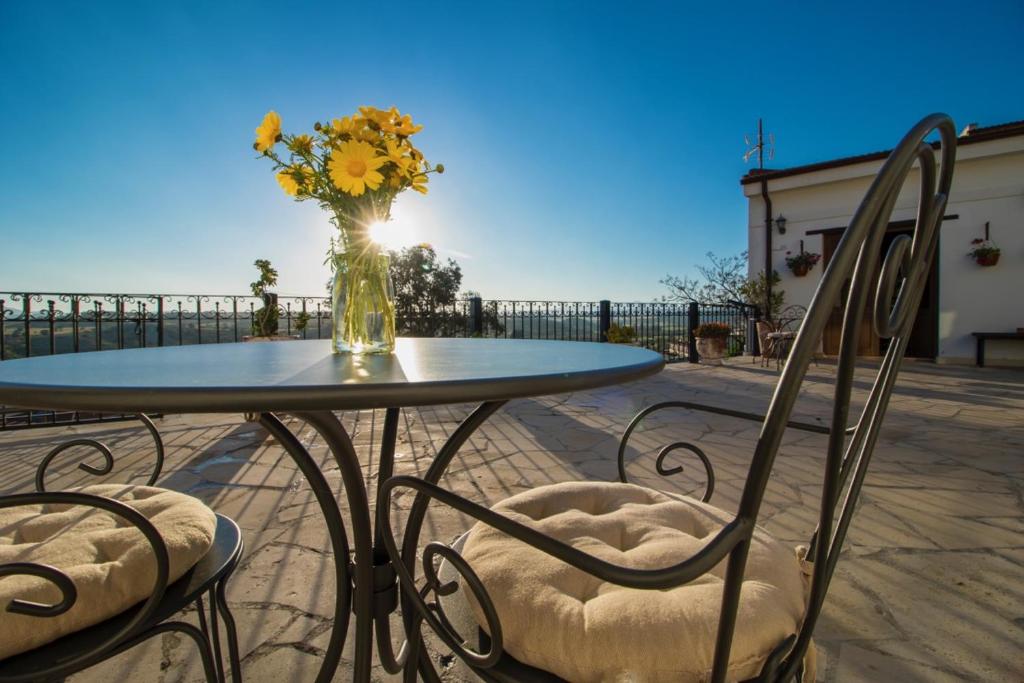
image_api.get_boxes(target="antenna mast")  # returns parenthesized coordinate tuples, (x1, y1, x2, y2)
(743, 118, 775, 169)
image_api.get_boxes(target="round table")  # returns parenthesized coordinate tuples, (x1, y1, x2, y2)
(0, 337, 664, 682)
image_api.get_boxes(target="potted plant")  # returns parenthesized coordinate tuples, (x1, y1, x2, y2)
(968, 238, 1000, 267)
(785, 250, 821, 277)
(693, 322, 732, 365)
(243, 259, 297, 342)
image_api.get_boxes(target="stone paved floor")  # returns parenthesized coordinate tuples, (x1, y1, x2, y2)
(1, 360, 1022, 682)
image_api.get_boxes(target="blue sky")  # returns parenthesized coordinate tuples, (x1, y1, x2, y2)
(1, 1, 1021, 301)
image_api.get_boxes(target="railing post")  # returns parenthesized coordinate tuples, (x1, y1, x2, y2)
(747, 304, 761, 356)
(687, 301, 699, 363)
(23, 295, 31, 358)
(599, 300, 611, 342)
(156, 296, 165, 347)
(469, 297, 483, 337)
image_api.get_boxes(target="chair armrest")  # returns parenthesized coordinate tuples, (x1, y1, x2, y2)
(378, 475, 750, 592)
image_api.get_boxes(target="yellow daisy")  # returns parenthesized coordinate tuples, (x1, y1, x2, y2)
(276, 167, 313, 196)
(384, 140, 412, 175)
(332, 116, 360, 135)
(410, 173, 429, 194)
(358, 106, 391, 126)
(254, 111, 281, 152)
(328, 140, 387, 196)
(288, 134, 313, 154)
(391, 113, 423, 136)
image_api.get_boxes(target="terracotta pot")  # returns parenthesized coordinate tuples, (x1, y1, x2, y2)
(790, 263, 810, 277)
(695, 337, 728, 365)
(975, 253, 1000, 267)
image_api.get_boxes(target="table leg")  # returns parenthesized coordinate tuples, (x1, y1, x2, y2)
(396, 401, 507, 681)
(976, 338, 985, 367)
(258, 413, 354, 683)
(263, 403, 506, 682)
(294, 411, 376, 682)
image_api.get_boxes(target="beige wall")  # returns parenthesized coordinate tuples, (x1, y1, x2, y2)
(744, 136, 1024, 366)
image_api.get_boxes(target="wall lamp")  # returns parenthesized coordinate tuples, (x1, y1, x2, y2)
(774, 215, 787, 234)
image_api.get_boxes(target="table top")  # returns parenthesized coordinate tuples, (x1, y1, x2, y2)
(0, 338, 664, 413)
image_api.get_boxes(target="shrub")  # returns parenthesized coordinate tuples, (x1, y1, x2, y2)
(606, 323, 636, 344)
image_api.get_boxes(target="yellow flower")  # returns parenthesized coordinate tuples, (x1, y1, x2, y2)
(332, 116, 360, 135)
(276, 166, 313, 196)
(384, 139, 412, 174)
(288, 134, 313, 154)
(328, 140, 387, 196)
(410, 173, 429, 194)
(390, 113, 423, 136)
(254, 111, 281, 152)
(358, 106, 391, 126)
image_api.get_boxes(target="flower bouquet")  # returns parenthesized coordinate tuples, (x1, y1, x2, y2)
(253, 107, 443, 354)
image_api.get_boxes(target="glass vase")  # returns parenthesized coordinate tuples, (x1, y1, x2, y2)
(331, 248, 396, 354)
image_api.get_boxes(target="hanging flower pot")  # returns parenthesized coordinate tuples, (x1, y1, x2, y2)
(968, 239, 1000, 268)
(785, 250, 821, 278)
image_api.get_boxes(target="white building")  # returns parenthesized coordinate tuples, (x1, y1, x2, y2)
(742, 119, 1024, 367)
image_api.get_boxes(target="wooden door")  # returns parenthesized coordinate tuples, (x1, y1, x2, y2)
(821, 229, 938, 358)
(821, 232, 879, 356)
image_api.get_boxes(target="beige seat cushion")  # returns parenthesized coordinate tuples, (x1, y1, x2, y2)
(0, 484, 218, 660)
(461, 481, 811, 682)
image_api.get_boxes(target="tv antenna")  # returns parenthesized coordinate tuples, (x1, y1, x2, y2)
(743, 118, 774, 169)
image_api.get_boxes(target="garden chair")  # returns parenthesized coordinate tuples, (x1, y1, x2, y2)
(0, 417, 243, 682)
(377, 113, 955, 682)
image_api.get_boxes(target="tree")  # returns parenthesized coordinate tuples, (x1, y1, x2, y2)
(389, 245, 464, 336)
(661, 252, 748, 304)
(661, 251, 784, 319)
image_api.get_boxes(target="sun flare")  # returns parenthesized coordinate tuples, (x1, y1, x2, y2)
(368, 219, 417, 251)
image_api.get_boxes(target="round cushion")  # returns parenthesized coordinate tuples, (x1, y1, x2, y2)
(460, 481, 809, 682)
(0, 484, 218, 660)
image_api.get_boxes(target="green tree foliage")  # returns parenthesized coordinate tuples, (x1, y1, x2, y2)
(390, 245, 464, 336)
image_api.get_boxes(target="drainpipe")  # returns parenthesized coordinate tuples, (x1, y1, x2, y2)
(760, 176, 773, 322)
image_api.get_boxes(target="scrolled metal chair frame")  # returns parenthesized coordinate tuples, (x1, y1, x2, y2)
(4, 413, 242, 682)
(34, 413, 164, 492)
(0, 491, 174, 683)
(374, 114, 957, 682)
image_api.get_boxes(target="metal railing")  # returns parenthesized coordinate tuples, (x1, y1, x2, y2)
(0, 291, 756, 429)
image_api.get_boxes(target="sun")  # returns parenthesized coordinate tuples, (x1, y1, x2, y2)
(367, 206, 419, 251)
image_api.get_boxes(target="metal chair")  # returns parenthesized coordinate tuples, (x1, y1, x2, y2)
(764, 306, 808, 370)
(376, 114, 956, 682)
(0, 417, 244, 682)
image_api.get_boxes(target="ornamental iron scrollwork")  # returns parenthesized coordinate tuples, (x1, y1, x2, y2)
(0, 491, 170, 683)
(34, 413, 164, 492)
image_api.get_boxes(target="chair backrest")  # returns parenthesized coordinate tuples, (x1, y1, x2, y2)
(754, 320, 774, 353)
(714, 114, 957, 681)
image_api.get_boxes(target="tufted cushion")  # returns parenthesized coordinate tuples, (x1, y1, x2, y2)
(0, 484, 217, 660)
(461, 481, 812, 682)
